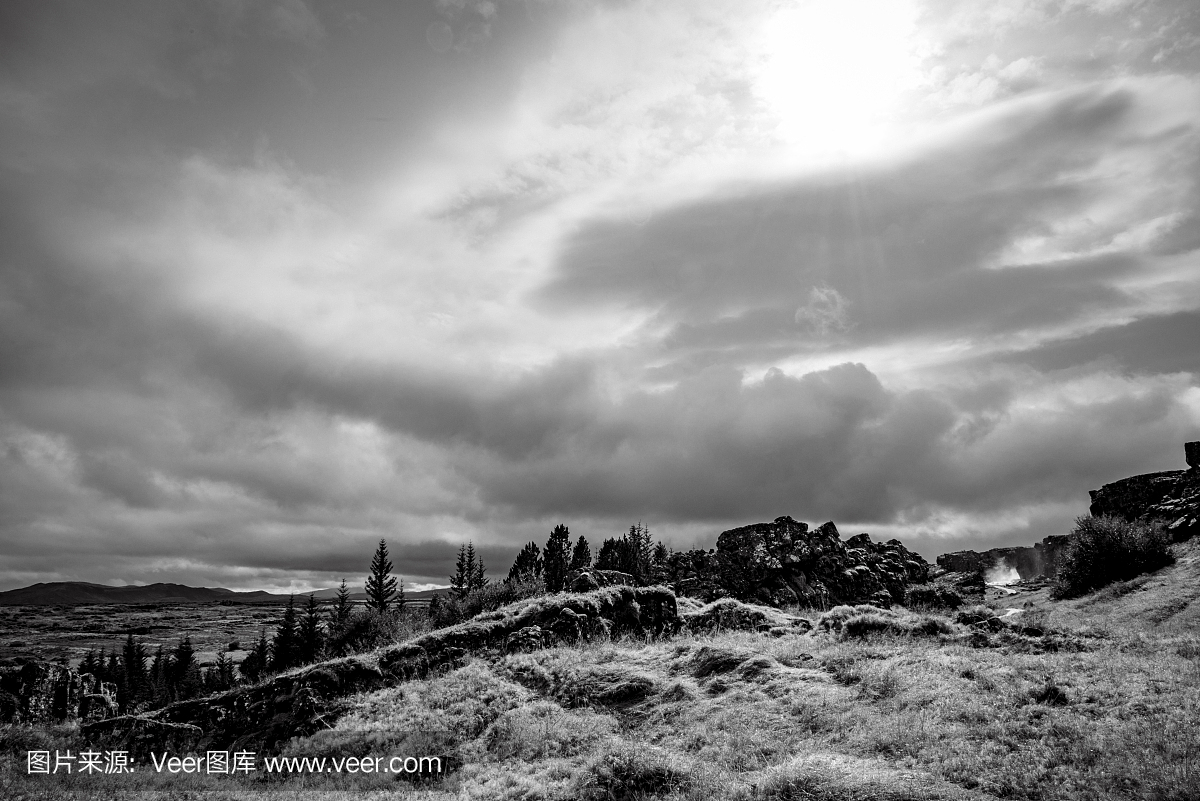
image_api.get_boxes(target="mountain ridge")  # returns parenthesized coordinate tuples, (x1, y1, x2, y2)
(0, 581, 445, 606)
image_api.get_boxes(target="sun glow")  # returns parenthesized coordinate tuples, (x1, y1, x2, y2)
(754, 0, 923, 160)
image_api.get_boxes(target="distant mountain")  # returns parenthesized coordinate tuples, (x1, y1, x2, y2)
(309, 586, 447, 602)
(0, 581, 448, 606)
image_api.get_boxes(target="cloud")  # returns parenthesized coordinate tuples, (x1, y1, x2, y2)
(794, 286, 854, 335)
(541, 80, 1199, 371)
(2, 0, 1199, 592)
(266, 0, 325, 47)
(1003, 311, 1200, 376)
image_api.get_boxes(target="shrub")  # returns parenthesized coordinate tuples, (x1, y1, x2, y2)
(1052, 515, 1174, 599)
(325, 608, 426, 655)
(429, 578, 546, 629)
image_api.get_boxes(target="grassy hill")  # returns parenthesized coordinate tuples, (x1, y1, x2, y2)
(256, 539, 1198, 800)
(3, 542, 1199, 800)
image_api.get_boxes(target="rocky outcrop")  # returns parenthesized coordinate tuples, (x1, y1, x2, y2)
(81, 584, 681, 756)
(679, 597, 813, 635)
(0, 659, 118, 724)
(936, 536, 1070, 581)
(1088, 442, 1200, 541)
(667, 517, 929, 607)
(570, 569, 636, 593)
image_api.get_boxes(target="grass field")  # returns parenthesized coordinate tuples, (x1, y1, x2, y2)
(3, 540, 1199, 800)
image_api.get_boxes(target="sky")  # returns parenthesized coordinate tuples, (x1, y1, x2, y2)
(2, 0, 1199, 593)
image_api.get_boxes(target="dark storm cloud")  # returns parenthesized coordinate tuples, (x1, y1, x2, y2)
(1003, 311, 1200, 376)
(3, 0, 1199, 591)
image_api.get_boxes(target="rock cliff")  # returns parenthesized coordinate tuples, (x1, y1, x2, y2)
(668, 516, 930, 607)
(936, 536, 1070, 581)
(0, 658, 117, 724)
(1087, 441, 1200, 541)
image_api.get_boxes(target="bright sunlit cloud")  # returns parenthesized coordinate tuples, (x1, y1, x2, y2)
(754, 0, 924, 159)
(1, 0, 1199, 591)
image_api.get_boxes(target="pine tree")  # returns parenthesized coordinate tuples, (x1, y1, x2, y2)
(508, 541, 543, 583)
(299, 594, 324, 665)
(651, 541, 671, 584)
(450, 544, 472, 600)
(470, 554, 488, 593)
(544, 524, 571, 592)
(626, 523, 652, 583)
(365, 539, 397, 613)
(271, 596, 299, 672)
(105, 648, 121, 685)
(570, 535, 592, 573)
(240, 630, 271, 683)
(595, 538, 621, 571)
(327, 579, 354, 657)
(80, 648, 99, 677)
(120, 634, 148, 712)
(171, 636, 198, 701)
(218, 649, 236, 687)
(396, 578, 406, 613)
(149, 646, 170, 707)
(427, 593, 444, 625)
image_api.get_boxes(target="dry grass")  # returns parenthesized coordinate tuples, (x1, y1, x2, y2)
(5, 544, 1200, 799)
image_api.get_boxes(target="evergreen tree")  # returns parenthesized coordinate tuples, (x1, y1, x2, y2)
(570, 535, 592, 573)
(626, 523, 652, 582)
(365, 539, 397, 613)
(651, 541, 671, 584)
(450, 544, 472, 600)
(507, 541, 543, 583)
(206, 649, 236, 692)
(105, 648, 121, 685)
(471, 555, 488, 594)
(270, 596, 299, 672)
(171, 636, 199, 701)
(543, 524, 571, 592)
(595, 538, 622, 571)
(149, 646, 170, 707)
(327, 579, 354, 657)
(80, 648, 99, 677)
(330, 579, 353, 629)
(240, 630, 270, 683)
(396, 578, 406, 613)
(299, 593, 324, 665)
(120, 634, 148, 712)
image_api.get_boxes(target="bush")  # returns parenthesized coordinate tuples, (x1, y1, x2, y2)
(1052, 515, 1174, 599)
(326, 608, 423, 655)
(429, 578, 546, 629)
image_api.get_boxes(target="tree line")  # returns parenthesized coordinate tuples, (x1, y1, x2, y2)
(82, 538, 407, 714)
(81, 526, 675, 711)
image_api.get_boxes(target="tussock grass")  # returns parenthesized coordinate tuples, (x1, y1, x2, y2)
(7, 554, 1200, 800)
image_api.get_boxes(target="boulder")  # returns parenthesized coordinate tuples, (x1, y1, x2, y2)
(571, 570, 636, 592)
(505, 626, 547, 653)
(680, 597, 809, 634)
